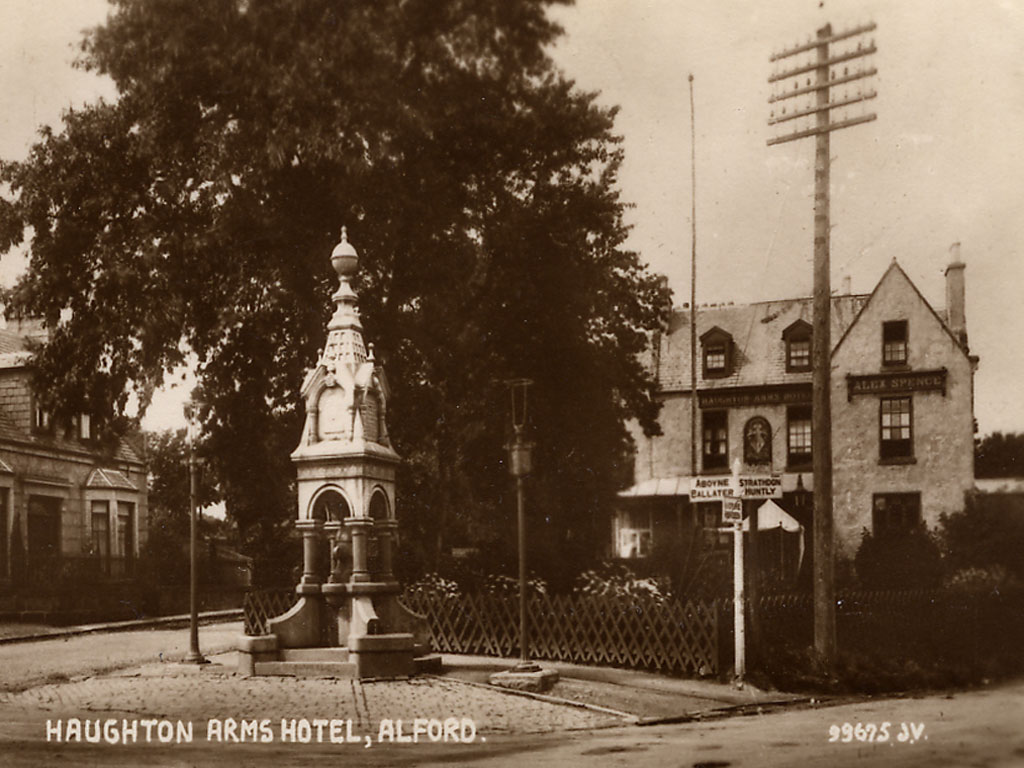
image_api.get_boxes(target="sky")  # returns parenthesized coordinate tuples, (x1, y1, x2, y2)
(0, 0, 1020, 435)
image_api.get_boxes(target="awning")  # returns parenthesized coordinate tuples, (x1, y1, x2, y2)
(618, 473, 813, 498)
(617, 476, 693, 497)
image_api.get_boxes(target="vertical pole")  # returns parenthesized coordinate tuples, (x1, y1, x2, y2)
(733, 519, 745, 686)
(732, 461, 744, 686)
(747, 498, 760, 663)
(812, 23, 837, 667)
(517, 472, 527, 664)
(185, 412, 207, 664)
(688, 73, 699, 479)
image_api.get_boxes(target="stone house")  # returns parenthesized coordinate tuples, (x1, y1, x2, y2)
(0, 321, 148, 591)
(616, 248, 977, 580)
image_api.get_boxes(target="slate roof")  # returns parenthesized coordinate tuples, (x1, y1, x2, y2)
(653, 294, 870, 392)
(0, 328, 28, 355)
(0, 322, 143, 466)
(0, 410, 143, 466)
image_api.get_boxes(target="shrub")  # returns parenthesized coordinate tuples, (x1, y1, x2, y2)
(404, 572, 461, 600)
(940, 493, 1024, 581)
(944, 565, 1020, 595)
(853, 524, 943, 590)
(482, 573, 548, 596)
(575, 562, 672, 605)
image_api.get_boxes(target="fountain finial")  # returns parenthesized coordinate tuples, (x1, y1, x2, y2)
(330, 225, 358, 278)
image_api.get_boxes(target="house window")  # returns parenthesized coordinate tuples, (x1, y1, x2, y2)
(787, 406, 812, 467)
(0, 490, 7, 578)
(118, 502, 135, 563)
(32, 400, 51, 434)
(880, 396, 913, 459)
(702, 410, 728, 470)
(91, 501, 110, 570)
(617, 509, 652, 558)
(78, 413, 92, 441)
(882, 320, 908, 366)
(783, 320, 813, 372)
(872, 493, 921, 537)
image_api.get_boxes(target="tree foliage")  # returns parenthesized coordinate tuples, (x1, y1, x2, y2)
(975, 432, 1024, 478)
(941, 494, 1024, 582)
(0, 0, 668, 582)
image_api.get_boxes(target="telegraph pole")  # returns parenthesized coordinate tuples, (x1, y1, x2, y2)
(767, 22, 877, 668)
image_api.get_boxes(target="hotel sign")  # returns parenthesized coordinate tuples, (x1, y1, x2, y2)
(698, 383, 811, 409)
(846, 368, 947, 400)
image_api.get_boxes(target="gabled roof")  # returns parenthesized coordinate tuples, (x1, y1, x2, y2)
(85, 467, 138, 490)
(831, 260, 972, 361)
(652, 294, 869, 392)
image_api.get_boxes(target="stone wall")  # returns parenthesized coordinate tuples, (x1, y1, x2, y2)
(831, 265, 975, 557)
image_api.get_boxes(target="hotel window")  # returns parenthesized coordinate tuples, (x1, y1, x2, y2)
(700, 327, 733, 378)
(880, 396, 913, 459)
(617, 509, 652, 558)
(787, 406, 812, 467)
(702, 410, 728, 470)
(699, 503, 731, 549)
(782, 320, 812, 372)
(882, 320, 908, 366)
(705, 345, 727, 371)
(872, 493, 921, 537)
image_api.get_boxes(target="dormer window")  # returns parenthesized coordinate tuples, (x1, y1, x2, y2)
(32, 398, 52, 434)
(782, 319, 812, 372)
(700, 326, 733, 379)
(882, 320, 908, 366)
(78, 413, 92, 441)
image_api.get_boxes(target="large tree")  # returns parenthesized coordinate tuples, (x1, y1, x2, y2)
(0, 0, 667, 583)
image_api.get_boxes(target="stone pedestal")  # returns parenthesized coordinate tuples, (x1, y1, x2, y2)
(489, 665, 560, 692)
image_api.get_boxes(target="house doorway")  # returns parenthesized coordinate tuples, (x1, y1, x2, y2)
(27, 495, 61, 582)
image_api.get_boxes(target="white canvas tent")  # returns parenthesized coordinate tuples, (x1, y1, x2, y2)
(742, 499, 805, 573)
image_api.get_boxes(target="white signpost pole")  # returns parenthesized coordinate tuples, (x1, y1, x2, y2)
(730, 459, 745, 687)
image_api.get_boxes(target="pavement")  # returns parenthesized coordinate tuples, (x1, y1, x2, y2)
(0, 618, 1020, 766)
(0, 617, 808, 766)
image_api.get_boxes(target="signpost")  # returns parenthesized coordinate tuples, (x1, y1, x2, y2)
(728, 461, 744, 687)
(722, 497, 743, 523)
(690, 466, 783, 686)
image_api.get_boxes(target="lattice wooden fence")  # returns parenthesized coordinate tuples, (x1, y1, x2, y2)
(243, 587, 296, 635)
(401, 591, 719, 677)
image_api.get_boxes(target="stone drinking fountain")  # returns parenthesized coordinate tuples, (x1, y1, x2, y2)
(238, 228, 437, 679)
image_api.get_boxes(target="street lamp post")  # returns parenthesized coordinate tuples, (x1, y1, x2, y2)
(506, 378, 539, 672)
(183, 398, 208, 665)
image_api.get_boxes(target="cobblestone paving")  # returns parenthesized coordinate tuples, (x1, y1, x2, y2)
(0, 655, 623, 735)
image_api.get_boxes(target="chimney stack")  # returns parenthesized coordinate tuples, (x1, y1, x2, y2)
(841, 274, 852, 295)
(944, 242, 967, 348)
